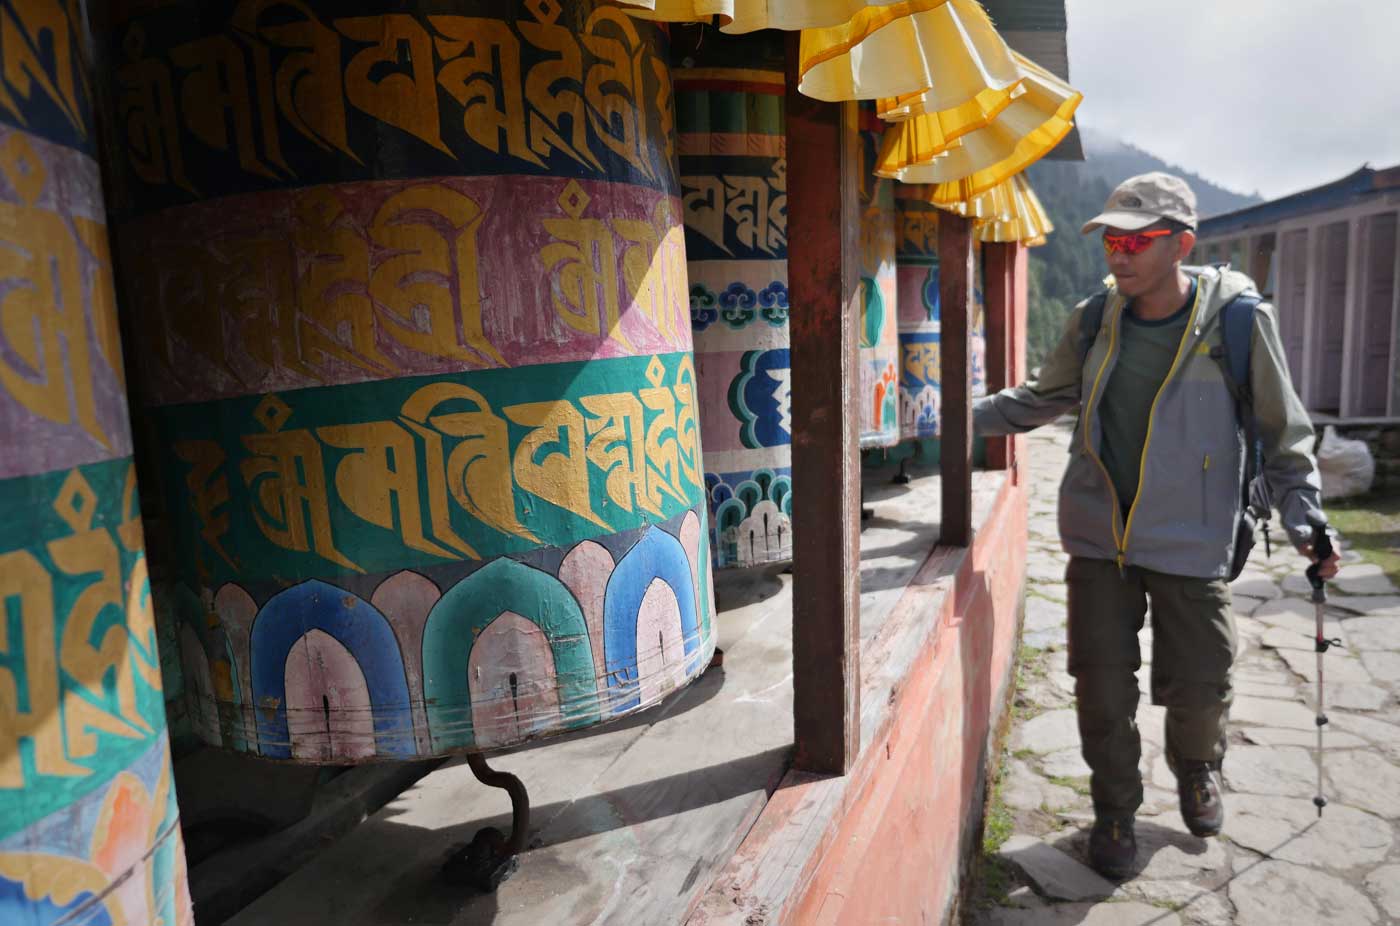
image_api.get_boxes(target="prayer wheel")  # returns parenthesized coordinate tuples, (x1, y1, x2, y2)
(674, 32, 792, 570)
(0, 2, 192, 923)
(858, 113, 901, 448)
(104, 0, 715, 761)
(895, 189, 943, 441)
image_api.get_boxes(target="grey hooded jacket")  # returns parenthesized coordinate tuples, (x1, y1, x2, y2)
(974, 265, 1323, 579)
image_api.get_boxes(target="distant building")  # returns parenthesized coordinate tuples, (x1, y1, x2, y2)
(1194, 164, 1400, 419)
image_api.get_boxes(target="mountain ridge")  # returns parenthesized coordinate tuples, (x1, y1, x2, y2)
(1020, 128, 1264, 367)
(1077, 127, 1263, 219)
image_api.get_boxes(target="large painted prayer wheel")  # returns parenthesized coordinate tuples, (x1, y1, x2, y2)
(674, 33, 792, 570)
(0, 3, 192, 923)
(104, 0, 715, 761)
(895, 188, 942, 440)
(858, 112, 901, 448)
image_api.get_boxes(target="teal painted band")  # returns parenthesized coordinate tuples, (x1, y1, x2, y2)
(154, 351, 707, 584)
(0, 456, 168, 842)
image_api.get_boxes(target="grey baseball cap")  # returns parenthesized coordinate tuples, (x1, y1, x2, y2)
(1081, 171, 1198, 234)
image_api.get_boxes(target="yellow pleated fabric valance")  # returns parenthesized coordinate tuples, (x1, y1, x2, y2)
(879, 54, 1080, 201)
(929, 174, 1052, 245)
(969, 174, 1053, 245)
(796, 0, 1020, 103)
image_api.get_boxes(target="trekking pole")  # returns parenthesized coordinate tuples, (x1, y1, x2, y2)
(1307, 512, 1338, 817)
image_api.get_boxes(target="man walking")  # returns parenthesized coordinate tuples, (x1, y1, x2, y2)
(973, 172, 1341, 879)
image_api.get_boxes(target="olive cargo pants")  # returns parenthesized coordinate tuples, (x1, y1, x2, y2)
(1065, 557, 1237, 818)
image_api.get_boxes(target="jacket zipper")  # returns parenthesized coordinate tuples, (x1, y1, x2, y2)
(1120, 284, 1205, 566)
(1081, 295, 1126, 570)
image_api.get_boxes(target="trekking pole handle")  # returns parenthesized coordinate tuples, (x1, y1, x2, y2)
(1306, 513, 1332, 592)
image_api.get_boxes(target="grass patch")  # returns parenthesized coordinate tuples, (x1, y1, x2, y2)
(1047, 774, 1091, 797)
(966, 751, 1020, 910)
(1326, 490, 1400, 587)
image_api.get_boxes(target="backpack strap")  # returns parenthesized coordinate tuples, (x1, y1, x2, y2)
(1209, 291, 1268, 515)
(1209, 291, 1261, 419)
(1076, 291, 1109, 364)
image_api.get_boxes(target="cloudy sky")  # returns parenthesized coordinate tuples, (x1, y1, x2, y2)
(1066, 0, 1400, 199)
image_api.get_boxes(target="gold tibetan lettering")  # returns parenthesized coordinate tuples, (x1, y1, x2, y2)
(240, 402, 360, 572)
(170, 34, 278, 180)
(0, 550, 86, 787)
(367, 185, 504, 367)
(116, 28, 195, 194)
(49, 526, 152, 749)
(293, 187, 392, 376)
(517, 13, 600, 172)
(613, 198, 685, 343)
(638, 365, 690, 511)
(125, 557, 164, 692)
(232, 0, 358, 163)
(317, 419, 471, 560)
(579, 7, 651, 180)
(0, 3, 85, 136)
(673, 355, 702, 489)
(173, 439, 237, 570)
(337, 14, 449, 156)
(0, 137, 108, 448)
(432, 16, 541, 168)
(679, 175, 726, 254)
(540, 183, 633, 350)
(71, 215, 124, 393)
(400, 382, 537, 543)
(503, 400, 607, 530)
(580, 391, 655, 517)
(724, 175, 775, 255)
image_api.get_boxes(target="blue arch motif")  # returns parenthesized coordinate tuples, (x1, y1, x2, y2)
(0, 878, 112, 926)
(421, 558, 598, 752)
(249, 581, 414, 759)
(602, 527, 702, 714)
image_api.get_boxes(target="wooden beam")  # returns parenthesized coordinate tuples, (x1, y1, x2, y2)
(784, 33, 860, 776)
(939, 213, 974, 546)
(1389, 208, 1400, 416)
(1339, 216, 1365, 416)
(983, 242, 1013, 471)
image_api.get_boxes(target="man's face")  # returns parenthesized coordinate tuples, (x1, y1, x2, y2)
(1103, 222, 1194, 297)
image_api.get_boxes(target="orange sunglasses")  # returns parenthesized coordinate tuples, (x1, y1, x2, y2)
(1102, 228, 1176, 256)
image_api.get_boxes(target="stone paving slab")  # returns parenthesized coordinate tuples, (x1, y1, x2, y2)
(997, 835, 1116, 901)
(977, 426, 1400, 926)
(1228, 861, 1379, 926)
(1225, 794, 1393, 869)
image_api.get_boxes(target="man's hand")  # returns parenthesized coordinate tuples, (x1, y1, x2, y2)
(1301, 540, 1342, 580)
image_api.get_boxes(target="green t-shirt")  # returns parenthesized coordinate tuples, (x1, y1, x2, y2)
(1099, 280, 1198, 516)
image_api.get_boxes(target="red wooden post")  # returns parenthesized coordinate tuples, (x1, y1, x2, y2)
(984, 242, 1013, 471)
(939, 214, 974, 546)
(784, 33, 861, 775)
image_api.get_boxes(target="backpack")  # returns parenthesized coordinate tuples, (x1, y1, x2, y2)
(1075, 283, 1271, 580)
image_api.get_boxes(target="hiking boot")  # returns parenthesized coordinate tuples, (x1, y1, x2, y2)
(1178, 762, 1225, 837)
(1088, 816, 1136, 880)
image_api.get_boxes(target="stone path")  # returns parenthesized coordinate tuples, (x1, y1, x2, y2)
(969, 423, 1400, 926)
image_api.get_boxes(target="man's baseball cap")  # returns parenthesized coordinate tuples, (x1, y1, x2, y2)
(1080, 171, 1198, 234)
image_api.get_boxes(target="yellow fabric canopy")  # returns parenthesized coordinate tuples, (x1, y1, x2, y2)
(928, 174, 1053, 246)
(879, 54, 1081, 200)
(795, 0, 1021, 104)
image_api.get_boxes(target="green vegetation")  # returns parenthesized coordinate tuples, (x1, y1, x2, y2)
(967, 755, 1019, 910)
(1326, 491, 1400, 586)
(1021, 135, 1263, 372)
(1047, 774, 1091, 797)
(1023, 160, 1115, 370)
